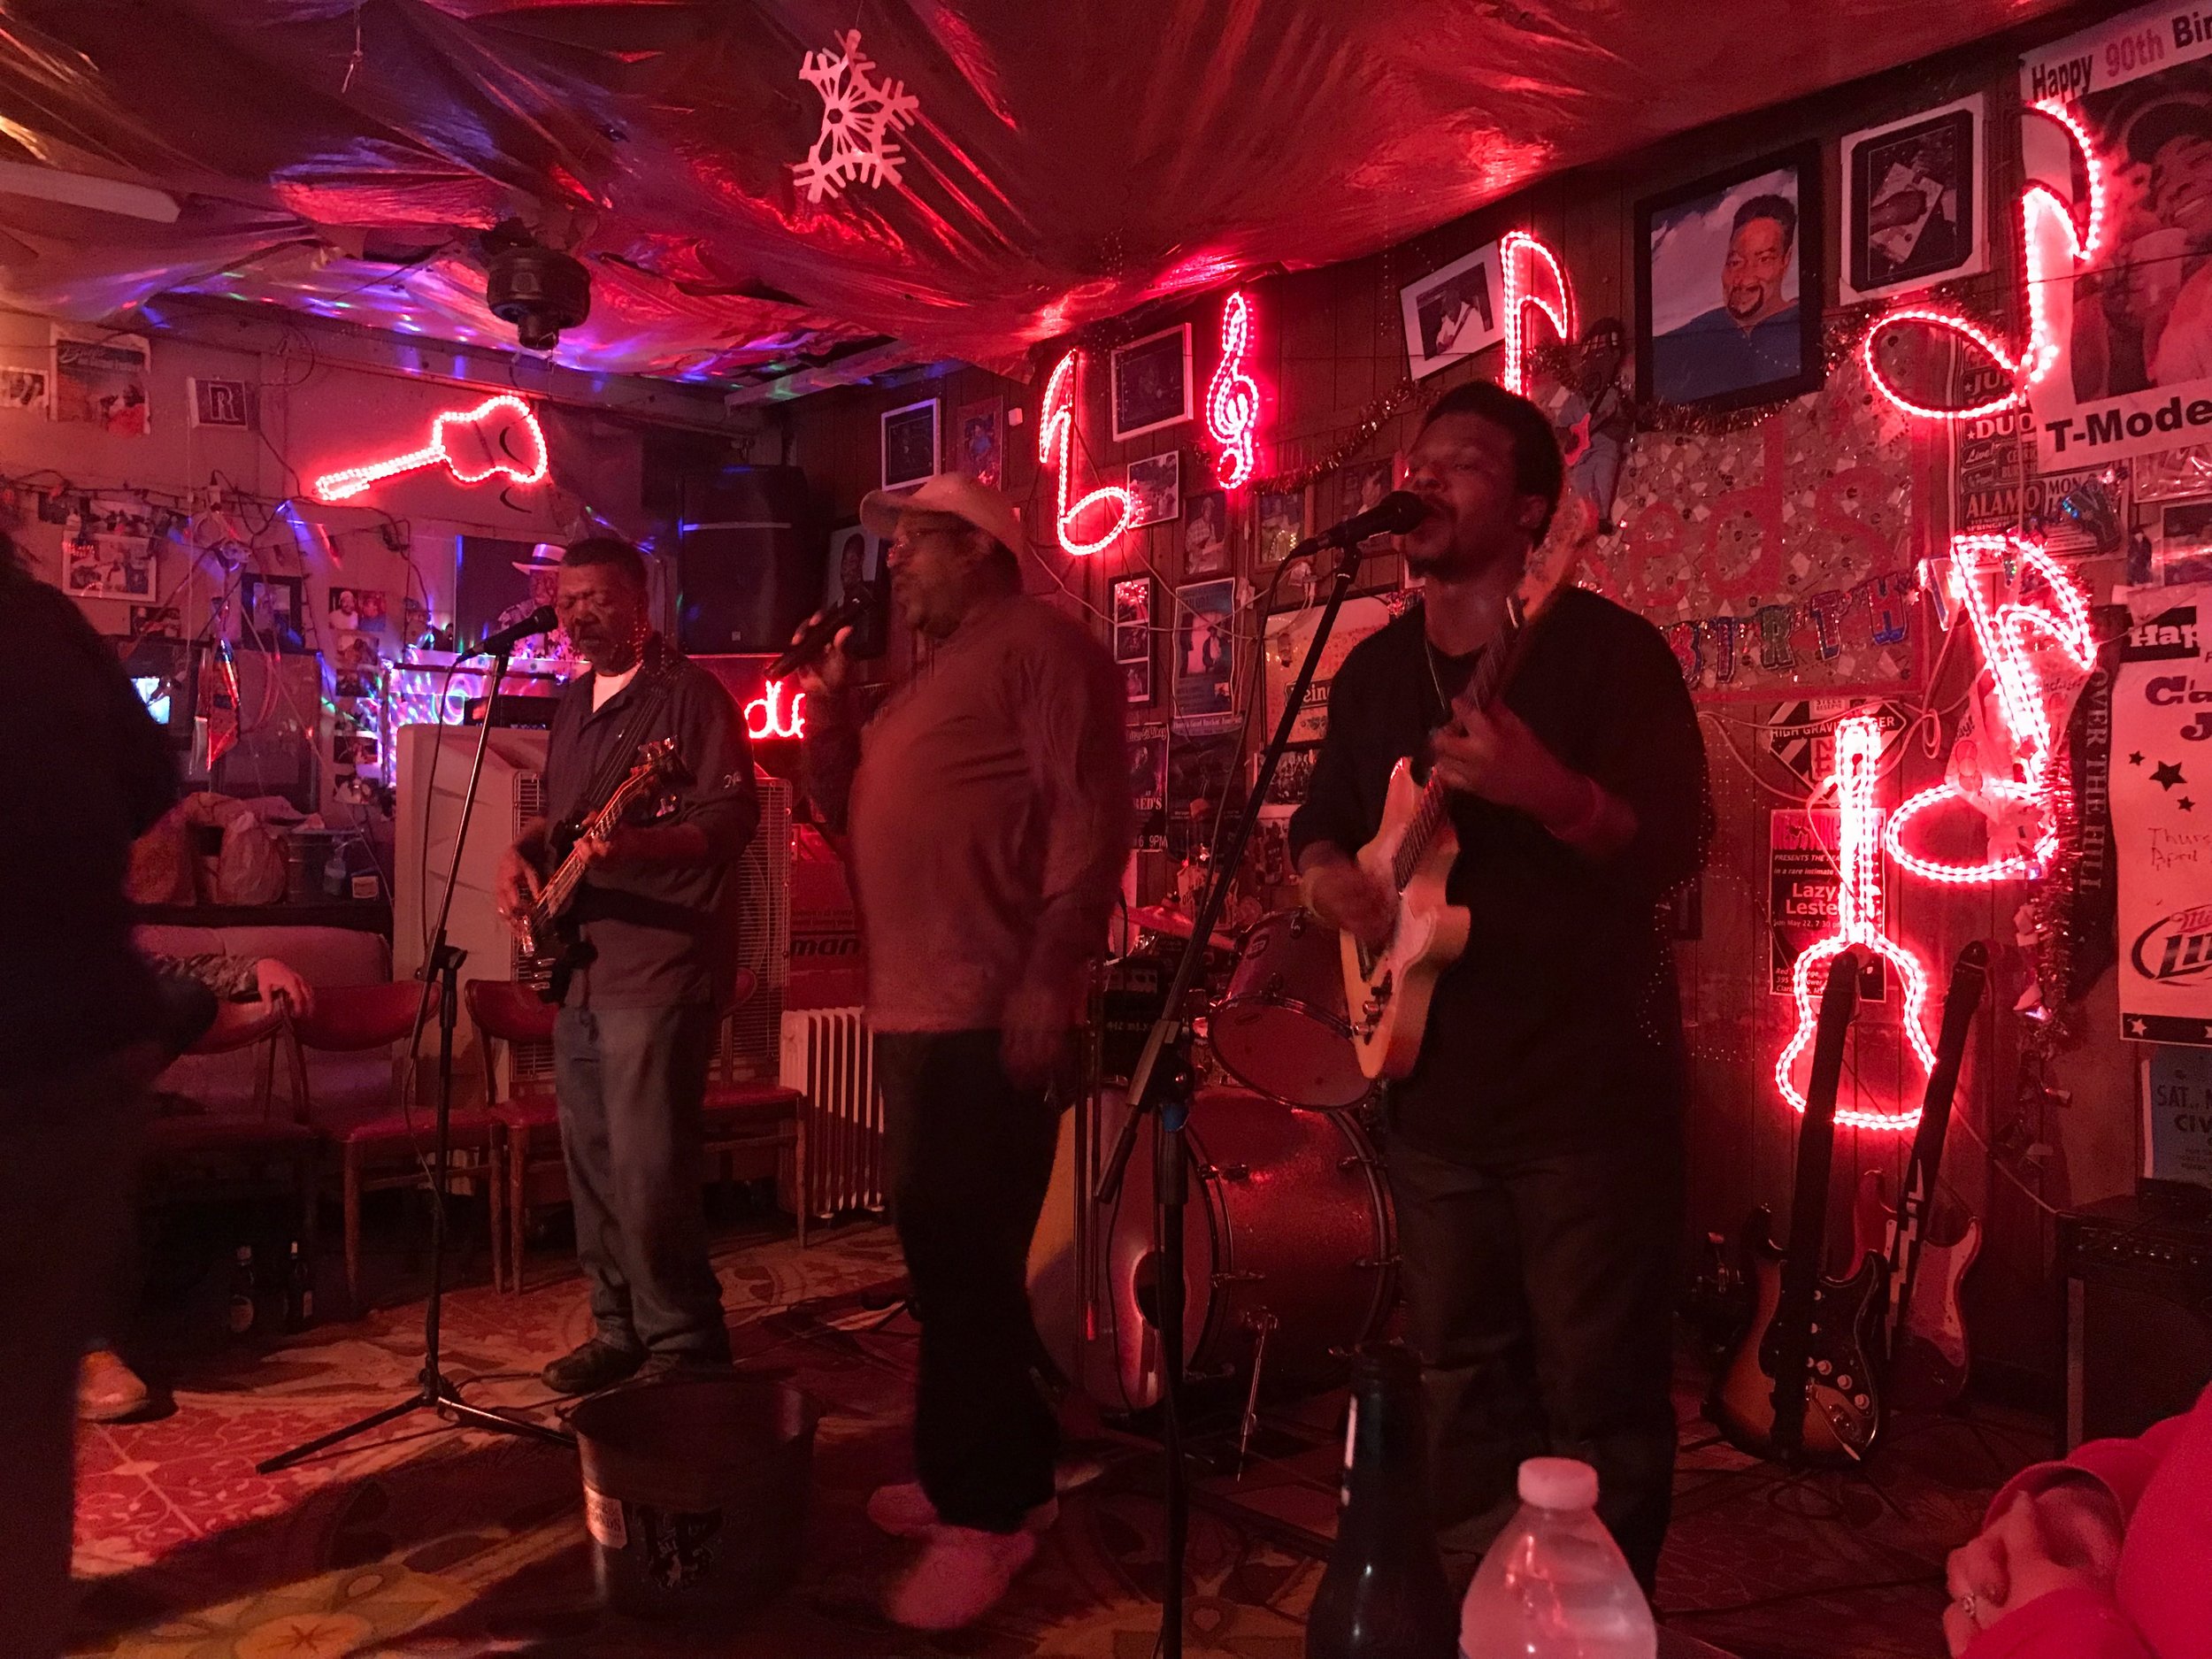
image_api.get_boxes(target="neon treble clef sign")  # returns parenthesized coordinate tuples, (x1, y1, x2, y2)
(1206, 290, 1259, 489)
(1039, 350, 1135, 556)
(1775, 714, 1936, 1132)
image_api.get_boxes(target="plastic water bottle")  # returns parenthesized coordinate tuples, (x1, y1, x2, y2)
(1457, 1458, 1655, 1659)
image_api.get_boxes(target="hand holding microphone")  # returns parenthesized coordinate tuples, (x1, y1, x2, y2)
(782, 604, 857, 698)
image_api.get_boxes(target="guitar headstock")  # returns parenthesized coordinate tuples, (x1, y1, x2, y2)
(1514, 487, 1597, 629)
(636, 735, 693, 787)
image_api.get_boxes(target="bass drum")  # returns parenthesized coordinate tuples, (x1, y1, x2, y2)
(1210, 909, 1371, 1110)
(1101, 1087, 1395, 1412)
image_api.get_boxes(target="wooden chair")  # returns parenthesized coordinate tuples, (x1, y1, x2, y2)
(467, 979, 561, 1294)
(292, 980, 498, 1315)
(472, 974, 808, 1294)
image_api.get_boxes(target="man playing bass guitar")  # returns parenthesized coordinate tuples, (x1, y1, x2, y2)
(495, 536, 759, 1395)
(1291, 380, 1709, 1589)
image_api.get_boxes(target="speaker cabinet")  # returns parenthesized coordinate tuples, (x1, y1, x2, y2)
(675, 465, 824, 656)
(2059, 1193, 2212, 1448)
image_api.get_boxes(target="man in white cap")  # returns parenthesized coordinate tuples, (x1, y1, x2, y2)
(797, 472, 1130, 1630)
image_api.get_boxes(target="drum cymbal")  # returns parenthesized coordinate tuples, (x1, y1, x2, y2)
(1132, 903, 1240, 953)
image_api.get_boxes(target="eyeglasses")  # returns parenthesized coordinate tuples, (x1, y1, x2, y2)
(887, 523, 964, 559)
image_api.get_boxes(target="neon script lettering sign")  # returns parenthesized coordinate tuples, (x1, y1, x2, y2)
(1499, 230, 1574, 396)
(312, 394, 549, 504)
(1206, 290, 1260, 489)
(1885, 534, 2094, 885)
(1039, 351, 1134, 556)
(744, 678, 806, 741)
(1864, 100, 2106, 422)
(1774, 714, 1936, 1133)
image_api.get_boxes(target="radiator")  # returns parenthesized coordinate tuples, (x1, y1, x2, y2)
(780, 1006, 885, 1218)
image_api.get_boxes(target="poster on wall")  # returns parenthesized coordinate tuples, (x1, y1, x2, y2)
(2020, 6, 2212, 469)
(63, 498, 157, 598)
(50, 326, 150, 435)
(1838, 95, 1987, 303)
(2111, 592, 2212, 1042)
(0, 363, 50, 414)
(1263, 595, 1391, 743)
(1953, 355, 2130, 557)
(952, 396, 1002, 488)
(1172, 577, 1237, 733)
(2142, 1046, 2212, 1188)
(1769, 808, 1890, 1001)
(1129, 726, 1168, 851)
(1579, 355, 1920, 701)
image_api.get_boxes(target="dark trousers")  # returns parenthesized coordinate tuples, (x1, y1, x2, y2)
(553, 1002, 728, 1361)
(877, 1029, 1060, 1533)
(1, 1047, 149, 1659)
(1386, 1127, 1681, 1590)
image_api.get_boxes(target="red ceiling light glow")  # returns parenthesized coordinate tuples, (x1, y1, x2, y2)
(1884, 533, 2095, 885)
(1774, 714, 1936, 1133)
(1039, 350, 1134, 555)
(1863, 100, 2107, 423)
(1206, 289, 1260, 489)
(744, 678, 806, 741)
(311, 393, 549, 503)
(1500, 230, 1575, 396)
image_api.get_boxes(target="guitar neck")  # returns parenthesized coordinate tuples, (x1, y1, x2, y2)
(1887, 943, 1989, 1333)
(530, 772, 655, 928)
(1387, 599, 1524, 892)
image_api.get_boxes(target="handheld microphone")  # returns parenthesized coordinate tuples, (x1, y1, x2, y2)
(768, 594, 868, 682)
(1286, 489, 1433, 563)
(459, 603, 557, 660)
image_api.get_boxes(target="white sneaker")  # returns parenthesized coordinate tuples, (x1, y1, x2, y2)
(865, 1481, 1058, 1539)
(881, 1523, 1039, 1630)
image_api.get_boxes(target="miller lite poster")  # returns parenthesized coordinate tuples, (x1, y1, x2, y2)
(2021, 4, 2212, 470)
(2112, 594, 2212, 1041)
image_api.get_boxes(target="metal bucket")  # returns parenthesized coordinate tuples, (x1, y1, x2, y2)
(570, 1372, 818, 1622)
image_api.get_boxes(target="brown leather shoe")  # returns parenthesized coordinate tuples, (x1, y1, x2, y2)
(539, 1338, 645, 1396)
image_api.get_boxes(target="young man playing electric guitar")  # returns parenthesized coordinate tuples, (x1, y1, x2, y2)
(1291, 380, 1709, 1589)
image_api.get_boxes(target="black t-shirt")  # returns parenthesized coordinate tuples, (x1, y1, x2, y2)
(1288, 589, 1710, 1162)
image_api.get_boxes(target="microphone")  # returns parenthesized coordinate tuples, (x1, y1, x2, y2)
(768, 593, 867, 681)
(458, 603, 557, 660)
(1288, 489, 1433, 561)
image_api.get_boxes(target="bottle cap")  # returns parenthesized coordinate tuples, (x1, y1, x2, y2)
(1517, 1456, 1598, 1510)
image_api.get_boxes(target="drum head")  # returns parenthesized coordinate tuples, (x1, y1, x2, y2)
(1212, 1001, 1371, 1109)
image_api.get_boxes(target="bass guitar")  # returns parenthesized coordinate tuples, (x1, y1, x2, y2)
(1712, 948, 1888, 1464)
(517, 736, 690, 1002)
(1853, 941, 1989, 1411)
(1339, 567, 1566, 1080)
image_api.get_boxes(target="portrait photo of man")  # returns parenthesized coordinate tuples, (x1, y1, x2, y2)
(1640, 149, 1823, 411)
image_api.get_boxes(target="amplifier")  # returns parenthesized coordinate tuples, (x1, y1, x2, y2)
(464, 693, 563, 728)
(2059, 1192, 2212, 1448)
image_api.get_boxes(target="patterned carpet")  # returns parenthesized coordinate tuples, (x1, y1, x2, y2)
(68, 1215, 2051, 1659)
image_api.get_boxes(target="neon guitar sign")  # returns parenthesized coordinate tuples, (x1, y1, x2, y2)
(1775, 714, 1935, 1133)
(311, 393, 549, 503)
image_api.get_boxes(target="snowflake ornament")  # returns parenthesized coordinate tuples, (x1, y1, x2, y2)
(792, 30, 920, 204)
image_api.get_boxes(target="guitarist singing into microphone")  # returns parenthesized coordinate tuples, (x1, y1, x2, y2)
(494, 537, 759, 1396)
(1291, 380, 1709, 1591)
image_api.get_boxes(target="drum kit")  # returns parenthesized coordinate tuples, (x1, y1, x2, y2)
(1030, 902, 1399, 1429)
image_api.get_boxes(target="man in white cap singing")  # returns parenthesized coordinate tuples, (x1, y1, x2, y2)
(798, 472, 1129, 1630)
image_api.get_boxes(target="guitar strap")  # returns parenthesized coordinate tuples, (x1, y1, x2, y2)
(568, 641, 680, 830)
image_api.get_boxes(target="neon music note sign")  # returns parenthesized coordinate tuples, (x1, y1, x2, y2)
(1039, 350, 1135, 556)
(1206, 290, 1260, 489)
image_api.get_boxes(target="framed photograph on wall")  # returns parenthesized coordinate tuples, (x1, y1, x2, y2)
(241, 572, 307, 652)
(1839, 96, 1985, 303)
(1255, 484, 1310, 566)
(1638, 144, 1824, 412)
(1111, 574, 1153, 664)
(1400, 242, 1502, 380)
(1182, 488, 1230, 578)
(1126, 450, 1181, 526)
(1111, 323, 1194, 442)
(881, 398, 941, 490)
(189, 376, 252, 428)
(1172, 576, 1237, 733)
(1124, 655, 1154, 708)
(953, 396, 1003, 488)
(0, 363, 50, 414)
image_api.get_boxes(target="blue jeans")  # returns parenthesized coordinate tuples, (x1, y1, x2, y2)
(553, 1002, 728, 1360)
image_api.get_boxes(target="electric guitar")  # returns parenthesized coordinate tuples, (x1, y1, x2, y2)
(1712, 949, 1888, 1464)
(517, 736, 690, 1002)
(1339, 569, 1565, 1080)
(1852, 941, 1989, 1411)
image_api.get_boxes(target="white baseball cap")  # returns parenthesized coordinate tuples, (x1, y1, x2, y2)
(860, 472, 1027, 561)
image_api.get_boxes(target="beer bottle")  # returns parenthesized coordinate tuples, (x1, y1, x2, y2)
(1306, 1344, 1456, 1659)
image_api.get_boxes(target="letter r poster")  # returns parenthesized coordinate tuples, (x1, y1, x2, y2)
(2113, 591, 2212, 1043)
(2021, 4, 2212, 469)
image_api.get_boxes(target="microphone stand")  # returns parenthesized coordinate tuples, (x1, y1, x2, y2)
(259, 642, 573, 1472)
(1094, 534, 1365, 1659)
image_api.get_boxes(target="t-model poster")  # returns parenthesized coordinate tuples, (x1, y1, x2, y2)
(2112, 595, 2212, 1042)
(2021, 5, 2212, 469)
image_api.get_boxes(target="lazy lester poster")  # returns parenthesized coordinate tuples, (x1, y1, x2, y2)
(2113, 593, 2212, 1042)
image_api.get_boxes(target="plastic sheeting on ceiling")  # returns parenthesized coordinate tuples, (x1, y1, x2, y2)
(0, 1, 2070, 389)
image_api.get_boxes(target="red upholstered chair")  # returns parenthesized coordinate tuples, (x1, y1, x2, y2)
(293, 980, 499, 1315)
(468, 979, 561, 1294)
(703, 969, 807, 1249)
(144, 998, 319, 1263)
